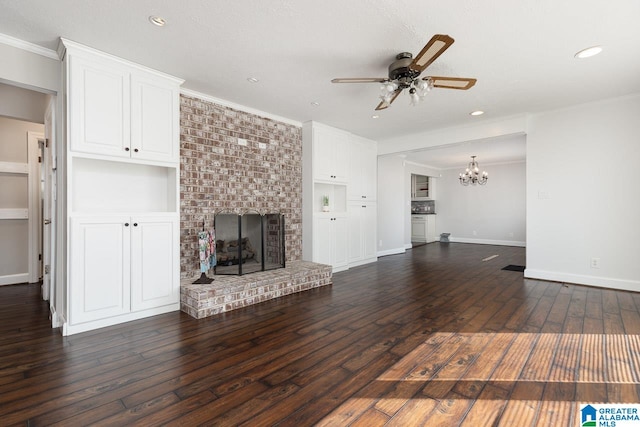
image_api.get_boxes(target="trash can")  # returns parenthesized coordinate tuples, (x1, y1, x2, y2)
(440, 233, 450, 243)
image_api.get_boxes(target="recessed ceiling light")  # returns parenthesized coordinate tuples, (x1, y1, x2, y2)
(575, 46, 603, 59)
(148, 16, 166, 27)
(310, 101, 320, 106)
(371, 114, 380, 119)
(247, 77, 259, 83)
(470, 110, 484, 116)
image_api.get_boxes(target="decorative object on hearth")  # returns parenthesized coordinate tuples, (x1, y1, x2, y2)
(459, 156, 488, 186)
(193, 221, 216, 284)
(331, 34, 476, 110)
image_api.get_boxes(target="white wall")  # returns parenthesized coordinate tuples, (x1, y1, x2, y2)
(526, 94, 640, 291)
(377, 155, 406, 255)
(437, 161, 526, 246)
(0, 83, 48, 123)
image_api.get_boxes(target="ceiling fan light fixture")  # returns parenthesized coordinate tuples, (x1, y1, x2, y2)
(575, 46, 602, 59)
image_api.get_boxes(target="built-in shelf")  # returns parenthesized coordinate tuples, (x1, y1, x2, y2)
(71, 157, 177, 213)
(313, 183, 347, 213)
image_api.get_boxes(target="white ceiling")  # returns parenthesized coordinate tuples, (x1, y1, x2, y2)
(1, 0, 639, 165)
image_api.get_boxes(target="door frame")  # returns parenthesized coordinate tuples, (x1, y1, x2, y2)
(27, 131, 44, 284)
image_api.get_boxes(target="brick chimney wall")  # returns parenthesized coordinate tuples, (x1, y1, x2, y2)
(179, 94, 302, 279)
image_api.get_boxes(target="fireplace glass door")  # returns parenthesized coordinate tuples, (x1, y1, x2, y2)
(214, 211, 285, 275)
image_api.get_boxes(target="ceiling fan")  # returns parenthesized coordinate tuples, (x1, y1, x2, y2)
(331, 34, 477, 111)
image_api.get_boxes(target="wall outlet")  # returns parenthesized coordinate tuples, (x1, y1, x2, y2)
(509, 232, 514, 238)
(473, 230, 477, 236)
(590, 257, 601, 269)
(379, 240, 382, 247)
(238, 138, 247, 146)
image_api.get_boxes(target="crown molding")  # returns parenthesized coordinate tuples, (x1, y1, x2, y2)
(0, 32, 59, 60)
(181, 88, 301, 128)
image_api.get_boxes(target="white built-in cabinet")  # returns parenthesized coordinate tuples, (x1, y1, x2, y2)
(303, 121, 378, 272)
(61, 39, 183, 335)
(312, 125, 349, 183)
(411, 214, 437, 243)
(348, 136, 377, 201)
(348, 202, 377, 266)
(68, 49, 179, 163)
(313, 215, 348, 270)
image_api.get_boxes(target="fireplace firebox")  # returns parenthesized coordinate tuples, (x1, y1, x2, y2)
(213, 211, 285, 275)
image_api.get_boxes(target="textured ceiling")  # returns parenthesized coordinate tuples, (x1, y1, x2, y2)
(0, 0, 639, 160)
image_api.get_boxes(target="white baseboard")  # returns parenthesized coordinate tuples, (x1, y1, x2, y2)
(525, 269, 640, 292)
(50, 306, 64, 329)
(0, 273, 29, 286)
(377, 247, 406, 257)
(62, 304, 180, 336)
(448, 237, 526, 247)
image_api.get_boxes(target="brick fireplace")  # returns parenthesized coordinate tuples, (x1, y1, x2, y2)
(179, 94, 303, 280)
(179, 94, 331, 319)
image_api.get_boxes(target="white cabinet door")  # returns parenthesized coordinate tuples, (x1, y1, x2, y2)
(131, 72, 180, 163)
(348, 202, 377, 264)
(348, 204, 363, 264)
(313, 216, 333, 266)
(348, 137, 377, 201)
(69, 55, 130, 157)
(69, 216, 131, 324)
(313, 214, 348, 270)
(333, 215, 349, 269)
(313, 127, 348, 183)
(411, 218, 427, 242)
(130, 216, 179, 311)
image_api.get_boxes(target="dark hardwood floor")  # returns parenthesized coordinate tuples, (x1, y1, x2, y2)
(2, 243, 640, 426)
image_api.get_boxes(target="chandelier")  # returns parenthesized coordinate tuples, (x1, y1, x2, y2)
(459, 156, 488, 186)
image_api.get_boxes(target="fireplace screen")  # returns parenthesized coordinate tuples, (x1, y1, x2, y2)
(213, 211, 285, 275)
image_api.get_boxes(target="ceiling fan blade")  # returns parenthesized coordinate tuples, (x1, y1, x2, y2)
(410, 34, 455, 72)
(375, 88, 403, 110)
(427, 76, 477, 90)
(331, 78, 388, 83)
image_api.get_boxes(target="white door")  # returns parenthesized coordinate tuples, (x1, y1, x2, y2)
(69, 216, 131, 324)
(130, 216, 178, 311)
(131, 72, 179, 163)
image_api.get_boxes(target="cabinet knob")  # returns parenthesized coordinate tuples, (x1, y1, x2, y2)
(124, 222, 129, 227)
(125, 147, 130, 152)
(133, 223, 138, 227)
(134, 148, 139, 153)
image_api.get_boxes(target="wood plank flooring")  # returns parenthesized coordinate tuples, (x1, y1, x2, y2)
(2, 243, 640, 426)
